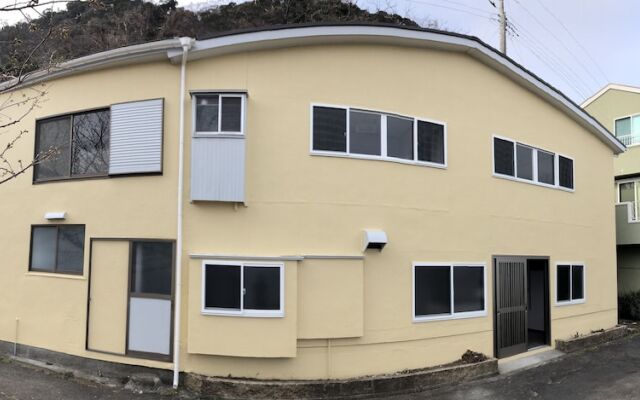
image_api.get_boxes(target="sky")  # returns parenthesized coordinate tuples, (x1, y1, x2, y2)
(1, 0, 638, 104)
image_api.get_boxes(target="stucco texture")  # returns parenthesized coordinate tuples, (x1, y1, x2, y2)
(0, 42, 618, 380)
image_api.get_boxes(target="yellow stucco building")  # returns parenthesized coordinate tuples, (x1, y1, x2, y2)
(584, 84, 640, 294)
(0, 24, 624, 388)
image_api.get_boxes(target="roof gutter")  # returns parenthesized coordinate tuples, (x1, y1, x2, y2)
(0, 38, 183, 92)
(166, 25, 624, 154)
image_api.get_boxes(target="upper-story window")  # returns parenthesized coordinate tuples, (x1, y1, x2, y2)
(311, 105, 446, 168)
(33, 99, 165, 183)
(493, 136, 574, 191)
(615, 114, 640, 147)
(34, 109, 110, 182)
(194, 93, 245, 136)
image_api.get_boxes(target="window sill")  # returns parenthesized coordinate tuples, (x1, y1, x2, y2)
(201, 308, 284, 318)
(25, 271, 86, 280)
(413, 310, 487, 323)
(311, 151, 447, 169)
(555, 299, 585, 307)
(193, 132, 244, 138)
(493, 173, 574, 193)
(33, 174, 109, 185)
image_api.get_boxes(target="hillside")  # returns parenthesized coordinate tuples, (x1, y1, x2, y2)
(0, 0, 427, 80)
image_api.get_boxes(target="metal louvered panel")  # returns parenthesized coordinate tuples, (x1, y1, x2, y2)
(495, 257, 528, 358)
(190, 136, 245, 202)
(109, 98, 163, 175)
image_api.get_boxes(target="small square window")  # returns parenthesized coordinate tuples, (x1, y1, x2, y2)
(194, 94, 244, 135)
(312, 106, 347, 152)
(557, 264, 584, 304)
(30, 225, 85, 275)
(202, 262, 283, 317)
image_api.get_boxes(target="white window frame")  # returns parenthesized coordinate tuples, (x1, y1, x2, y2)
(554, 262, 586, 306)
(616, 178, 640, 221)
(310, 103, 447, 169)
(412, 262, 487, 323)
(492, 134, 575, 192)
(613, 114, 640, 147)
(201, 260, 285, 318)
(192, 93, 246, 137)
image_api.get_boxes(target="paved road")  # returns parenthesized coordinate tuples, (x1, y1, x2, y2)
(388, 334, 640, 400)
(1, 335, 640, 399)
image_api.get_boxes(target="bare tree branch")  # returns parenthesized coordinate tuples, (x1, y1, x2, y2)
(0, 0, 70, 12)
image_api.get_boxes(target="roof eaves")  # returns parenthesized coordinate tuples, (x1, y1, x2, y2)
(582, 83, 640, 108)
(174, 24, 624, 154)
(0, 38, 183, 92)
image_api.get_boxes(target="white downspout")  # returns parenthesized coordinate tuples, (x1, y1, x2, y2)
(173, 36, 192, 389)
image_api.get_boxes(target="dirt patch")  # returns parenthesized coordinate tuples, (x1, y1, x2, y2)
(460, 350, 489, 364)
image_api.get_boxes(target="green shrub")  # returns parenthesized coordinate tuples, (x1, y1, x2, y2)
(619, 290, 640, 320)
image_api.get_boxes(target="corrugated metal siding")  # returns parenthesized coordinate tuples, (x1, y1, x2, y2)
(109, 98, 163, 175)
(191, 136, 245, 202)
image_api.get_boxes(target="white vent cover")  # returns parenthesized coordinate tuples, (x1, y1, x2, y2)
(44, 212, 66, 220)
(363, 230, 387, 251)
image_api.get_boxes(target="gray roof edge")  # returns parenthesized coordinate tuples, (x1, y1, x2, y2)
(0, 24, 624, 154)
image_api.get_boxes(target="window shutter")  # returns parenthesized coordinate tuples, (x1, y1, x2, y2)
(109, 99, 163, 175)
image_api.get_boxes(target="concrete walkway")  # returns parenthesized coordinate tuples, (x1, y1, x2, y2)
(1, 335, 639, 399)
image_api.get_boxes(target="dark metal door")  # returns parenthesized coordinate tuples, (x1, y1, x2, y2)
(494, 257, 528, 358)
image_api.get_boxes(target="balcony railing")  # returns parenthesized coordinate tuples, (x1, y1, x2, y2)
(617, 134, 640, 147)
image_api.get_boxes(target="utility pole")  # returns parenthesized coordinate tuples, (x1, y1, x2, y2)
(498, 0, 507, 54)
(489, 0, 507, 54)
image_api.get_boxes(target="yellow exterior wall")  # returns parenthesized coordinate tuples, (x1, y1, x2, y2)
(0, 61, 180, 371)
(0, 42, 619, 381)
(297, 259, 364, 339)
(584, 88, 640, 176)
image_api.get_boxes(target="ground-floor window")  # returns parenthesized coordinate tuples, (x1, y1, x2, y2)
(413, 263, 486, 322)
(202, 261, 284, 317)
(29, 224, 85, 275)
(556, 263, 585, 305)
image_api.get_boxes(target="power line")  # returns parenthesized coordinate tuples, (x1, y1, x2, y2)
(509, 19, 592, 99)
(511, 0, 603, 88)
(516, 33, 590, 99)
(531, 0, 609, 82)
(509, 18, 594, 98)
(403, 0, 496, 20)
